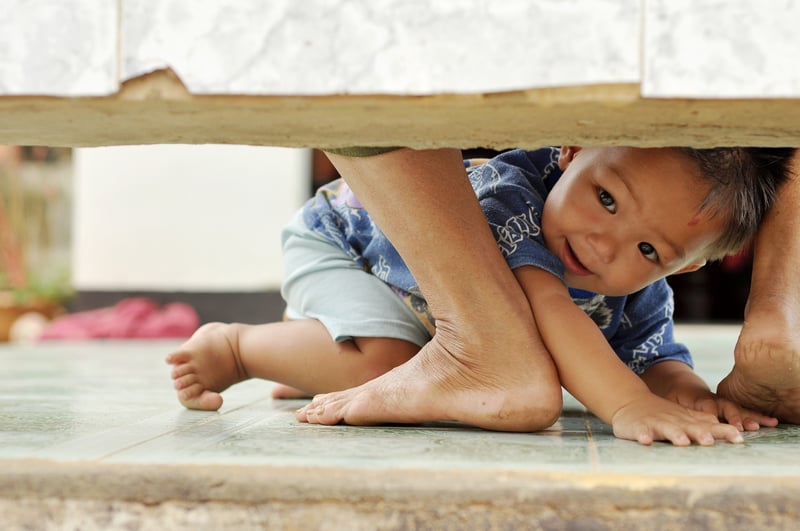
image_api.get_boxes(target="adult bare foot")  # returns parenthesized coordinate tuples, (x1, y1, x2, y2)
(720, 150, 800, 424)
(166, 322, 248, 411)
(306, 149, 561, 432)
(718, 308, 800, 424)
(296, 324, 563, 432)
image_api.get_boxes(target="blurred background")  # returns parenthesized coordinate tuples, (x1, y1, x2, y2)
(0, 145, 754, 343)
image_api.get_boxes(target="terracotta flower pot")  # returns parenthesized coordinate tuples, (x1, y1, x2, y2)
(0, 292, 62, 342)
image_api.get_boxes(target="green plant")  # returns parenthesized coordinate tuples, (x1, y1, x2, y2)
(0, 270, 74, 306)
(0, 146, 73, 307)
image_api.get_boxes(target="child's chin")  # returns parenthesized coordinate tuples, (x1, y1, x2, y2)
(565, 277, 625, 297)
(564, 274, 596, 292)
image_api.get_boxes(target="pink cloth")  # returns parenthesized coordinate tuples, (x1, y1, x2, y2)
(39, 298, 199, 340)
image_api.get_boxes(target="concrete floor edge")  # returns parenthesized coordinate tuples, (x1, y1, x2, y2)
(2, 460, 800, 529)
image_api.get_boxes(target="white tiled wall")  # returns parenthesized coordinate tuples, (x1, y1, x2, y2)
(5, 1, 798, 98)
(0, 0, 118, 96)
(121, 0, 640, 95)
(642, 0, 800, 98)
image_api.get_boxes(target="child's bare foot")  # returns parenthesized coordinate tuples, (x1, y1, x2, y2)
(271, 384, 312, 399)
(296, 324, 563, 432)
(166, 322, 248, 411)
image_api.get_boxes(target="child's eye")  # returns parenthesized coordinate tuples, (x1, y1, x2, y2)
(598, 189, 616, 213)
(638, 242, 659, 262)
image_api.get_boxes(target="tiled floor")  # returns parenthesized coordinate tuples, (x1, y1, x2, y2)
(2, 325, 800, 528)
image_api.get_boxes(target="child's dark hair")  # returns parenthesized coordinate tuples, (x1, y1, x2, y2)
(678, 147, 796, 260)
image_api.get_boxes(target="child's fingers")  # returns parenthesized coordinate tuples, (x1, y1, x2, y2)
(614, 401, 746, 446)
(665, 431, 692, 447)
(678, 421, 741, 446)
(644, 422, 697, 447)
(682, 410, 743, 444)
(710, 422, 745, 444)
(716, 404, 745, 431)
(696, 393, 779, 430)
(686, 407, 720, 424)
(743, 412, 779, 429)
(681, 424, 716, 446)
(716, 401, 746, 431)
(655, 415, 738, 447)
(716, 399, 778, 430)
(629, 426, 687, 446)
(738, 405, 779, 429)
(741, 417, 760, 432)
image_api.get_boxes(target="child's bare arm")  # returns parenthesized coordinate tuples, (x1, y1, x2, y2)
(641, 360, 778, 432)
(514, 265, 744, 445)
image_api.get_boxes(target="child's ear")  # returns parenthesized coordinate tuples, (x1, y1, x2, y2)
(558, 146, 582, 170)
(673, 260, 707, 275)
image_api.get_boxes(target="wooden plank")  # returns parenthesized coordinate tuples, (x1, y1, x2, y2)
(2, 70, 799, 148)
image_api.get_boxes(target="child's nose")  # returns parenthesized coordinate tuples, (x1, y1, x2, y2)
(586, 232, 615, 264)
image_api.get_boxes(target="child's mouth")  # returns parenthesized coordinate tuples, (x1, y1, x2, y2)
(563, 240, 592, 276)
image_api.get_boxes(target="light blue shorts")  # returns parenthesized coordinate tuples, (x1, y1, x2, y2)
(280, 211, 431, 347)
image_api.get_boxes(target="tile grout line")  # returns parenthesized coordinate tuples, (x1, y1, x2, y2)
(584, 412, 600, 472)
(97, 396, 275, 461)
(96, 411, 229, 462)
(33, 395, 273, 463)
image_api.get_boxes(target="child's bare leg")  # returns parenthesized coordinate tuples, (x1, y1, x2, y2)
(271, 384, 312, 399)
(166, 320, 418, 410)
(268, 312, 315, 399)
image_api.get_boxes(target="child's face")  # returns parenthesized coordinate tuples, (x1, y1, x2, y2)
(542, 146, 725, 296)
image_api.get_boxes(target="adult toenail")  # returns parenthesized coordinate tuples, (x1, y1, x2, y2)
(315, 406, 325, 415)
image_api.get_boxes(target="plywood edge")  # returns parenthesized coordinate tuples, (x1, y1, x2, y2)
(2, 69, 799, 148)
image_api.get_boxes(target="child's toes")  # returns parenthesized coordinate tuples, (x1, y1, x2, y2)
(166, 350, 192, 365)
(174, 373, 198, 390)
(178, 382, 203, 400)
(171, 363, 194, 379)
(179, 386, 223, 411)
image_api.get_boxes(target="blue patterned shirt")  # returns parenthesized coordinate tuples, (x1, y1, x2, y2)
(301, 148, 691, 374)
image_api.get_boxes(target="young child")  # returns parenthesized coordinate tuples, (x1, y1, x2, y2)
(167, 146, 791, 445)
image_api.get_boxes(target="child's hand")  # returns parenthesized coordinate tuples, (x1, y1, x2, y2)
(640, 360, 778, 435)
(610, 394, 744, 446)
(667, 389, 779, 432)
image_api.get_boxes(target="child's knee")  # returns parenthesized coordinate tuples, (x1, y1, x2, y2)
(346, 337, 418, 383)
